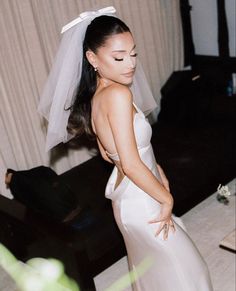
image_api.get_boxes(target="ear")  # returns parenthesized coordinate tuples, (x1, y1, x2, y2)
(86, 50, 97, 68)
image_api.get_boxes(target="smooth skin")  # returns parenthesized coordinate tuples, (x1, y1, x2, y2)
(86, 32, 175, 240)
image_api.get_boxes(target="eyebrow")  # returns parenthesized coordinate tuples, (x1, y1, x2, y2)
(112, 44, 136, 53)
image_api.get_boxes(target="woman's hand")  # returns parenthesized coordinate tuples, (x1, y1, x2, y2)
(149, 201, 175, 240)
(147, 164, 175, 240)
(157, 164, 170, 192)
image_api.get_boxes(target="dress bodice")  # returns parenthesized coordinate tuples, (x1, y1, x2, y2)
(105, 102, 152, 161)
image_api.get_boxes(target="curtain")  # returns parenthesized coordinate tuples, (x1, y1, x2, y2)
(0, 0, 183, 198)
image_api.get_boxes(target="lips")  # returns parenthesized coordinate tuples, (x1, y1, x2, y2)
(122, 71, 135, 77)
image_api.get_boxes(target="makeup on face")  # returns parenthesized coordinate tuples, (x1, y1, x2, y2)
(95, 32, 137, 85)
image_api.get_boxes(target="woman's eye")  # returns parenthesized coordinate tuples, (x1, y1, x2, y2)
(114, 53, 138, 61)
(114, 57, 123, 61)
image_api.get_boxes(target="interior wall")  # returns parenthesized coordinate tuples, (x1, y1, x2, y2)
(225, 0, 236, 56)
(190, 0, 236, 57)
(0, 0, 184, 198)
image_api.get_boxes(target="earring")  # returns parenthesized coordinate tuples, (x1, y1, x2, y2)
(94, 67, 98, 72)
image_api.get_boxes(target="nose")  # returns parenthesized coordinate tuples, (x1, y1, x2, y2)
(127, 55, 136, 69)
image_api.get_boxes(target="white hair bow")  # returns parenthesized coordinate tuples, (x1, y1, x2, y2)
(61, 6, 116, 33)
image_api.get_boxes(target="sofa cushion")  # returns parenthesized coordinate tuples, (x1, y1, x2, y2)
(7, 166, 78, 222)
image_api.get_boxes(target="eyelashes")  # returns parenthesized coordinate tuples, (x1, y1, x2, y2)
(114, 53, 138, 62)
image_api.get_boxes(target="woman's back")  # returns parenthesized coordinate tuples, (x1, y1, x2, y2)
(91, 83, 137, 157)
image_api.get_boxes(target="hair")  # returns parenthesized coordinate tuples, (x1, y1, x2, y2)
(67, 15, 130, 138)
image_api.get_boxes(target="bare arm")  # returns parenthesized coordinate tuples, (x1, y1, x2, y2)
(157, 164, 170, 192)
(107, 85, 173, 206)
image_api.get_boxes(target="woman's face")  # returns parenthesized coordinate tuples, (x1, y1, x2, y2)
(87, 32, 137, 85)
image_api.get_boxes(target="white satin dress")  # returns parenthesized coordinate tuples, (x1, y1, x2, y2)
(105, 103, 213, 291)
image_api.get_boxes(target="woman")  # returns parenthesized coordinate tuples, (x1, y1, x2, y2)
(39, 8, 213, 291)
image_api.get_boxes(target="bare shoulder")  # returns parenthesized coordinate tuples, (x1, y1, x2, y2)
(105, 83, 133, 111)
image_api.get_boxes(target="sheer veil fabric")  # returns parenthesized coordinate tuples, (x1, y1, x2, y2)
(38, 6, 157, 152)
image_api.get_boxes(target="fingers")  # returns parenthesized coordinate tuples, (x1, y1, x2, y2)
(155, 222, 170, 240)
(154, 223, 164, 237)
(162, 223, 169, 240)
(169, 219, 176, 233)
(148, 216, 169, 224)
(149, 218, 176, 240)
(148, 218, 159, 224)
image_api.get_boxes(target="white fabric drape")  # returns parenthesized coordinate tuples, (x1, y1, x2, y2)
(0, 0, 183, 198)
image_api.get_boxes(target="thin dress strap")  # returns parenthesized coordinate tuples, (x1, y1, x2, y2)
(132, 101, 140, 113)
